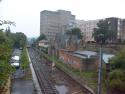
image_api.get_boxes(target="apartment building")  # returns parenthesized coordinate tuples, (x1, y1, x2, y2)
(106, 17, 123, 42)
(76, 20, 99, 42)
(40, 10, 76, 40)
(122, 19, 125, 41)
(76, 17, 125, 43)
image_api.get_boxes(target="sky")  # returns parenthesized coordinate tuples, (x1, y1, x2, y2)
(0, 0, 125, 38)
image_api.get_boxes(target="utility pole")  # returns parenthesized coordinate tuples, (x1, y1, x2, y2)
(97, 34, 104, 94)
(98, 46, 103, 94)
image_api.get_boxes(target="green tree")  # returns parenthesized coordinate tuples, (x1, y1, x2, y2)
(66, 28, 82, 39)
(93, 19, 116, 44)
(109, 69, 125, 92)
(37, 33, 47, 41)
(65, 28, 82, 45)
(109, 48, 125, 93)
(110, 48, 125, 70)
(14, 32, 27, 48)
(0, 21, 27, 89)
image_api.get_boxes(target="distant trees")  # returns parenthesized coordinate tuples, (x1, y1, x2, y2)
(65, 28, 82, 46)
(37, 33, 47, 41)
(93, 19, 116, 44)
(14, 32, 27, 48)
(66, 28, 82, 39)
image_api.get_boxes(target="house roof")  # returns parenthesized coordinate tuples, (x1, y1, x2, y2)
(73, 51, 114, 63)
(39, 40, 48, 43)
(74, 51, 97, 58)
(103, 54, 114, 63)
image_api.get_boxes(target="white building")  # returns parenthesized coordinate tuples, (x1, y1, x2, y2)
(40, 10, 76, 40)
(76, 20, 99, 42)
(38, 40, 48, 48)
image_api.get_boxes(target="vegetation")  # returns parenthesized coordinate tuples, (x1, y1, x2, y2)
(93, 19, 116, 44)
(109, 69, 125, 92)
(109, 48, 125, 93)
(66, 28, 82, 39)
(36, 33, 47, 41)
(20, 47, 29, 70)
(14, 32, 27, 48)
(65, 28, 82, 45)
(110, 48, 125, 70)
(0, 21, 27, 88)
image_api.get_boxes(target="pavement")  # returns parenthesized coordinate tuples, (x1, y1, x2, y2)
(11, 79, 36, 94)
(11, 69, 36, 94)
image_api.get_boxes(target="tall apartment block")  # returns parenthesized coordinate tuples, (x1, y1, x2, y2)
(40, 10, 76, 40)
(122, 19, 125, 41)
(106, 17, 123, 42)
(76, 20, 99, 42)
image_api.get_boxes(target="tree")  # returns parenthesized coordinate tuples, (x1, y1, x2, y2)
(66, 28, 82, 39)
(109, 69, 125, 92)
(0, 21, 27, 89)
(109, 48, 125, 93)
(65, 28, 82, 46)
(110, 48, 125, 70)
(37, 34, 47, 41)
(14, 32, 27, 48)
(93, 19, 116, 44)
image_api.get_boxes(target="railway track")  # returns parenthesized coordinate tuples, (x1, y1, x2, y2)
(28, 48, 58, 94)
(28, 47, 95, 94)
(40, 50, 95, 94)
(56, 67, 94, 94)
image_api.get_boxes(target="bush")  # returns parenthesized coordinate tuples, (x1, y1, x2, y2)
(20, 47, 29, 69)
(109, 69, 125, 92)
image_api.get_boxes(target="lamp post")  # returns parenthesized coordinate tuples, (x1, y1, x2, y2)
(97, 34, 104, 94)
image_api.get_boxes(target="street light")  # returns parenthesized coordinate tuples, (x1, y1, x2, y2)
(97, 34, 104, 94)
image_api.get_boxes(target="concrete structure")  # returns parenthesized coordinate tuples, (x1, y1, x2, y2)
(76, 20, 99, 42)
(40, 10, 76, 40)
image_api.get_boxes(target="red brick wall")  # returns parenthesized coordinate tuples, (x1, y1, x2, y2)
(59, 49, 98, 71)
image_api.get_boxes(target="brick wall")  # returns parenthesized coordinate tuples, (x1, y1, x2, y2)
(59, 49, 98, 71)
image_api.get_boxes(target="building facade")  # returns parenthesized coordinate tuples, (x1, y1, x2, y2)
(40, 10, 76, 40)
(76, 20, 99, 42)
(106, 17, 123, 42)
(122, 19, 125, 41)
(76, 17, 125, 43)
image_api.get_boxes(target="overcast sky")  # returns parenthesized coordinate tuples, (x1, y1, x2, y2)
(0, 0, 125, 38)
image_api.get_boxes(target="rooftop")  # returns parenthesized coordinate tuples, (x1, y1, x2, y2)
(74, 51, 97, 58)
